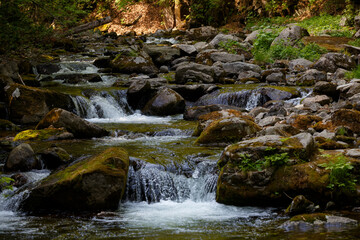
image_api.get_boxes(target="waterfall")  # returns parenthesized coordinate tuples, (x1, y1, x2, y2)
(124, 160, 218, 203)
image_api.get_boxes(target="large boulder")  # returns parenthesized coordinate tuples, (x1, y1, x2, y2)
(195, 116, 261, 145)
(175, 62, 218, 84)
(13, 128, 74, 141)
(143, 45, 181, 66)
(142, 88, 185, 116)
(36, 108, 109, 138)
(295, 69, 327, 86)
(4, 143, 40, 172)
(220, 62, 262, 77)
(38, 146, 71, 170)
(126, 79, 156, 110)
(216, 133, 323, 206)
(209, 33, 241, 47)
(111, 50, 158, 74)
(313, 53, 356, 73)
(186, 26, 219, 41)
(184, 104, 243, 120)
(332, 109, 360, 134)
(21, 147, 129, 213)
(4, 84, 74, 124)
(272, 26, 309, 46)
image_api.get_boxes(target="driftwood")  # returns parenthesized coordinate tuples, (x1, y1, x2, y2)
(122, 15, 142, 26)
(67, 16, 112, 35)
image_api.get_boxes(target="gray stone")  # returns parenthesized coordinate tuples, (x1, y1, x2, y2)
(221, 62, 262, 76)
(345, 148, 360, 158)
(5, 143, 40, 172)
(289, 58, 313, 72)
(296, 69, 327, 86)
(210, 52, 245, 63)
(272, 26, 309, 46)
(175, 62, 217, 84)
(302, 95, 332, 106)
(314, 130, 336, 140)
(313, 53, 356, 73)
(143, 45, 181, 66)
(176, 44, 197, 56)
(186, 26, 219, 41)
(266, 72, 285, 84)
(258, 116, 282, 127)
(209, 33, 241, 47)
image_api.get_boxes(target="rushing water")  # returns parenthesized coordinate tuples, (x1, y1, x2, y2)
(1, 55, 359, 240)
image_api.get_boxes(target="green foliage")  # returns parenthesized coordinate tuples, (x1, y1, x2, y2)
(264, 152, 289, 167)
(345, 65, 360, 79)
(236, 153, 263, 171)
(252, 30, 278, 62)
(298, 43, 328, 61)
(0, 176, 14, 192)
(218, 40, 245, 54)
(318, 154, 357, 192)
(235, 151, 289, 172)
(348, 38, 360, 47)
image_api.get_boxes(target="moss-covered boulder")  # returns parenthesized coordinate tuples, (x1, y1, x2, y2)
(285, 195, 316, 216)
(111, 50, 158, 74)
(38, 146, 71, 170)
(0, 119, 19, 131)
(142, 88, 185, 116)
(195, 117, 261, 146)
(21, 147, 129, 213)
(13, 128, 73, 141)
(332, 109, 360, 134)
(291, 114, 323, 130)
(36, 108, 109, 139)
(4, 84, 74, 124)
(216, 133, 325, 206)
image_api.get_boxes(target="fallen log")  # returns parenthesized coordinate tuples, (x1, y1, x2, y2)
(67, 16, 112, 35)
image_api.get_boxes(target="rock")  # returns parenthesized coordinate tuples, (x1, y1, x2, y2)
(53, 73, 102, 84)
(346, 149, 360, 158)
(216, 134, 321, 206)
(289, 58, 313, 72)
(4, 84, 74, 124)
(285, 195, 316, 215)
(332, 109, 360, 134)
(93, 57, 111, 68)
(4, 143, 40, 172)
(266, 72, 285, 84)
(338, 81, 360, 98)
(36, 63, 61, 75)
(194, 42, 212, 52)
(186, 26, 219, 41)
(296, 69, 327, 86)
(221, 62, 262, 77)
(11, 173, 28, 188)
(314, 81, 339, 99)
(290, 114, 323, 130)
(21, 147, 129, 213)
(127, 80, 155, 110)
(236, 71, 261, 83)
(209, 33, 241, 47)
(184, 104, 243, 121)
(210, 52, 245, 63)
(111, 50, 158, 74)
(13, 128, 74, 141)
(258, 124, 300, 137)
(313, 53, 356, 73)
(314, 130, 336, 140)
(143, 45, 180, 66)
(196, 49, 222, 65)
(175, 62, 217, 84)
(142, 88, 185, 116)
(176, 44, 197, 56)
(159, 65, 169, 73)
(302, 95, 332, 106)
(281, 213, 358, 231)
(36, 108, 109, 138)
(257, 116, 282, 127)
(169, 84, 218, 102)
(38, 146, 71, 170)
(272, 26, 309, 46)
(0, 119, 18, 131)
(195, 116, 261, 145)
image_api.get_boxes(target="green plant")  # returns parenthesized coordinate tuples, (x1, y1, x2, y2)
(318, 154, 357, 192)
(264, 152, 290, 167)
(298, 42, 327, 61)
(218, 40, 245, 54)
(345, 65, 360, 79)
(235, 153, 263, 171)
(0, 176, 14, 192)
(348, 38, 360, 47)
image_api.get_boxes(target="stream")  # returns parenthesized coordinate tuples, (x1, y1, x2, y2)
(1, 37, 360, 239)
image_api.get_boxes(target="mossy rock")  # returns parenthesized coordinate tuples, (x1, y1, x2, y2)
(291, 114, 322, 130)
(195, 117, 261, 145)
(290, 213, 327, 223)
(0, 119, 19, 131)
(21, 147, 129, 213)
(13, 128, 72, 141)
(111, 50, 158, 74)
(315, 136, 348, 150)
(332, 109, 360, 134)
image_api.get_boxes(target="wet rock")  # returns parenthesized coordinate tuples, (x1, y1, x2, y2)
(184, 104, 243, 121)
(0, 119, 18, 131)
(216, 133, 320, 207)
(221, 62, 261, 77)
(175, 62, 217, 84)
(186, 26, 219, 41)
(35, 63, 61, 75)
(313, 53, 356, 73)
(21, 147, 129, 213)
(285, 195, 316, 215)
(281, 214, 357, 231)
(236, 71, 261, 83)
(296, 69, 327, 86)
(314, 81, 339, 99)
(195, 116, 261, 145)
(11, 173, 28, 188)
(143, 45, 180, 66)
(93, 57, 111, 68)
(258, 124, 300, 137)
(289, 58, 313, 72)
(54, 73, 102, 84)
(169, 84, 218, 102)
(127, 79, 155, 110)
(4, 84, 74, 124)
(38, 146, 71, 170)
(142, 88, 185, 116)
(111, 50, 158, 74)
(13, 128, 74, 141)
(209, 33, 241, 47)
(4, 143, 40, 172)
(272, 26, 309, 46)
(36, 108, 109, 138)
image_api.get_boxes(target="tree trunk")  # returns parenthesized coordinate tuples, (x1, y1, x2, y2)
(174, 0, 182, 28)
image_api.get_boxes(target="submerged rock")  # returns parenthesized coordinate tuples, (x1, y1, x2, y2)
(36, 108, 109, 138)
(21, 147, 129, 213)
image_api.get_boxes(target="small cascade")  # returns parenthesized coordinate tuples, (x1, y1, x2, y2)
(285, 88, 313, 106)
(195, 89, 268, 110)
(71, 90, 133, 119)
(124, 160, 218, 203)
(57, 62, 98, 74)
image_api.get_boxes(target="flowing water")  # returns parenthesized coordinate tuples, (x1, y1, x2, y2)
(1, 53, 359, 239)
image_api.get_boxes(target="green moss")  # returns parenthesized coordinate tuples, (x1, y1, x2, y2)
(13, 128, 67, 141)
(0, 119, 18, 131)
(290, 213, 327, 223)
